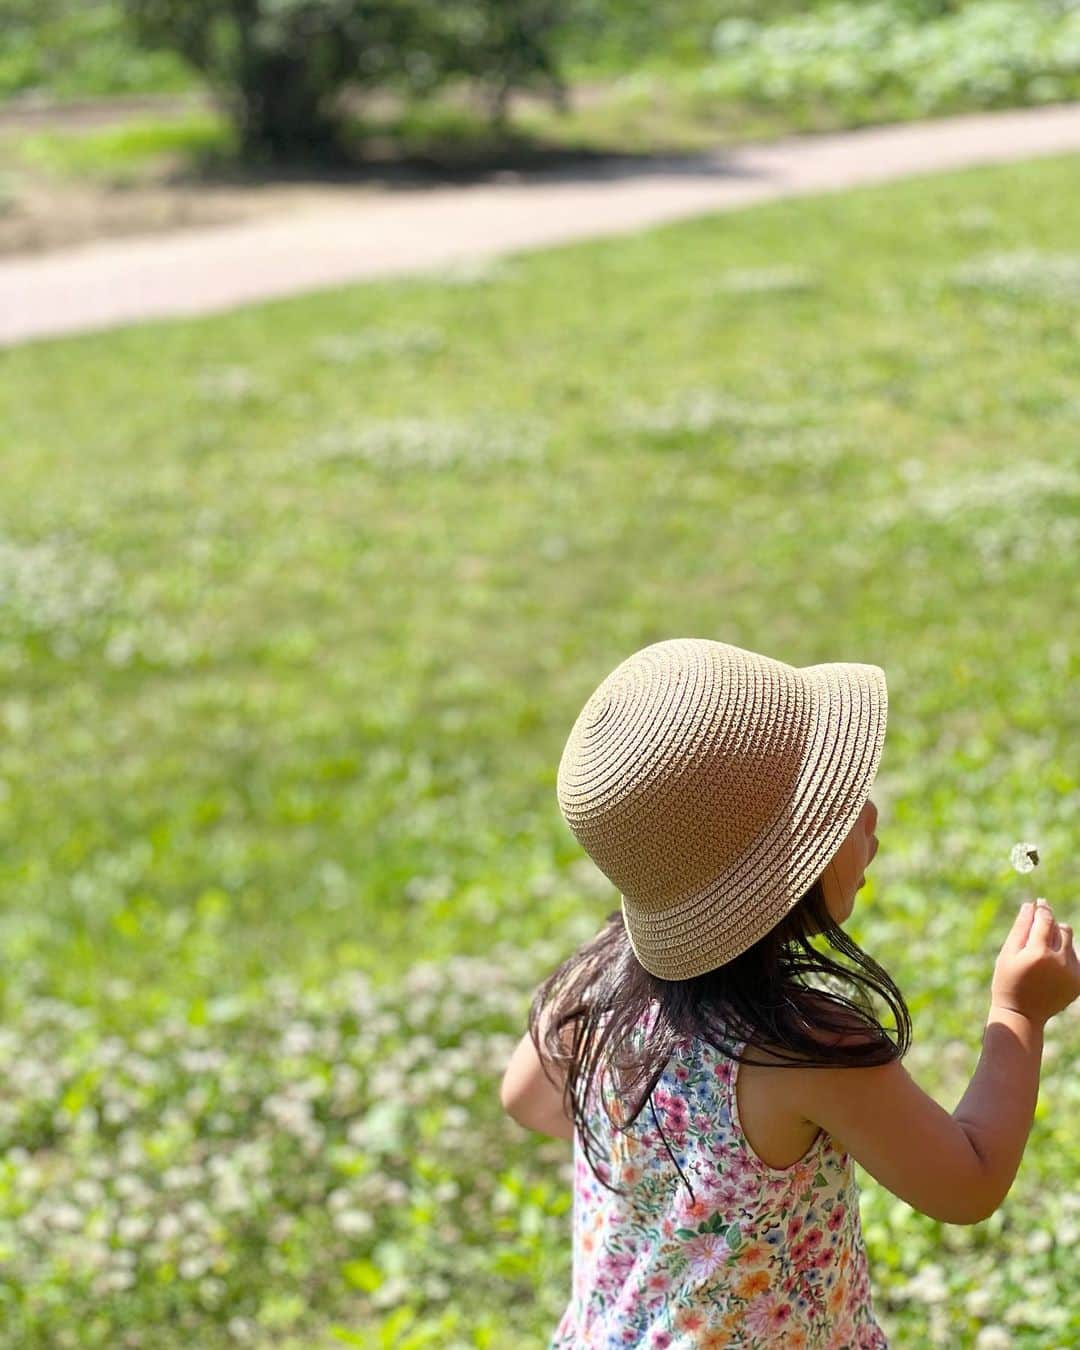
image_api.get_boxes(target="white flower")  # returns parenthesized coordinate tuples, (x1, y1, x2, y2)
(1009, 841, 1039, 873)
(331, 1209, 374, 1237)
(116, 1215, 152, 1243)
(370, 1275, 411, 1309)
(179, 1254, 209, 1280)
(903, 1262, 948, 1304)
(974, 1328, 1012, 1350)
(46, 1203, 84, 1231)
(72, 1178, 103, 1206)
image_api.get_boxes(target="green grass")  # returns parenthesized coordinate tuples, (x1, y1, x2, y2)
(7, 111, 236, 184)
(0, 156, 1078, 1347)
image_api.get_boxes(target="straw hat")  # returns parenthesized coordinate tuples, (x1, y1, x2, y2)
(556, 638, 887, 980)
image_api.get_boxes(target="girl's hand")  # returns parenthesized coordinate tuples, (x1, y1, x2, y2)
(991, 898, 1079, 1027)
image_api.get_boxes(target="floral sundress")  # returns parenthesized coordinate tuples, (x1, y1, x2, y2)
(549, 1003, 889, 1348)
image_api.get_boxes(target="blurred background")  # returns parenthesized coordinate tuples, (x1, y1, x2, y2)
(4, 1, 1080, 250)
(0, 3, 1078, 1348)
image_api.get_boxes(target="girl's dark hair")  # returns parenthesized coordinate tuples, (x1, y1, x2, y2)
(528, 875, 911, 1202)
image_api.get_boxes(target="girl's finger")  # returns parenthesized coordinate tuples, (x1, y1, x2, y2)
(1027, 901, 1055, 947)
(1009, 901, 1035, 948)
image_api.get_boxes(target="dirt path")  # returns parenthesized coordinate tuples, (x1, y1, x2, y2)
(3, 103, 1079, 348)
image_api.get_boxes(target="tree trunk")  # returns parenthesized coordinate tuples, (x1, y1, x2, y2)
(237, 52, 341, 162)
(488, 79, 513, 136)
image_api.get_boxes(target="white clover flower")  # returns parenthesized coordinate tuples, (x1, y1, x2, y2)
(113, 1173, 148, 1200)
(331, 1208, 374, 1237)
(1003, 1297, 1052, 1327)
(966, 1286, 995, 1317)
(439, 258, 510, 285)
(903, 1262, 948, 1304)
(196, 366, 263, 404)
(103, 1100, 132, 1125)
(162, 1164, 202, 1190)
(714, 265, 818, 295)
(198, 1277, 227, 1305)
(974, 1329, 1012, 1350)
(72, 1178, 104, 1206)
(370, 1274, 411, 1309)
(71, 1239, 111, 1272)
(94, 1267, 136, 1294)
(116, 1215, 152, 1244)
(178, 1254, 210, 1280)
(46, 1203, 84, 1231)
(180, 1199, 209, 1226)
(215, 1170, 252, 1215)
(382, 1179, 409, 1205)
(281, 1021, 318, 1056)
(262, 1093, 316, 1136)
(1009, 841, 1040, 873)
(331, 1064, 360, 1098)
(72, 1107, 98, 1134)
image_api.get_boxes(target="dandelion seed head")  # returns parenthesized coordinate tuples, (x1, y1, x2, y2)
(1010, 841, 1040, 873)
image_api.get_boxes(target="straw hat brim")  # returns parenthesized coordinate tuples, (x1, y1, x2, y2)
(620, 659, 888, 980)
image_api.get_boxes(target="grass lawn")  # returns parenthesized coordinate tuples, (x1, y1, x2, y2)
(0, 155, 1077, 1347)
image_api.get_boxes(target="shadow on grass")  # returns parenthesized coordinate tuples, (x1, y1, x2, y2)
(165, 107, 767, 193)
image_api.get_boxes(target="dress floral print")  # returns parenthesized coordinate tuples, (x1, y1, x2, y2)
(550, 1004, 889, 1349)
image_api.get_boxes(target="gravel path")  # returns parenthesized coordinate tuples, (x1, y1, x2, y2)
(3, 103, 1079, 348)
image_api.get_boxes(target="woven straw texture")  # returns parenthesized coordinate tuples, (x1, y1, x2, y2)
(556, 638, 888, 980)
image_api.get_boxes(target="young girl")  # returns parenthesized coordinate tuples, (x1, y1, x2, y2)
(500, 637, 1078, 1348)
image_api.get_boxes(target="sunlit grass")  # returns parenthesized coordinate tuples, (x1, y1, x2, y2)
(0, 154, 1078, 1347)
(5, 111, 236, 185)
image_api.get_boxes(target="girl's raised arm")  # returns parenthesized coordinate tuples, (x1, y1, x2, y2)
(794, 898, 1078, 1226)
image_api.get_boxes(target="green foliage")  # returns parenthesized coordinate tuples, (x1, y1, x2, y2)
(118, 0, 581, 159)
(0, 155, 1079, 1345)
(560, 0, 823, 70)
(693, 1, 1080, 120)
(0, 0, 192, 98)
(4, 1, 1080, 167)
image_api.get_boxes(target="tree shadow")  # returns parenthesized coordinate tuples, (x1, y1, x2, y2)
(163, 116, 767, 195)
